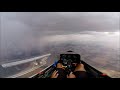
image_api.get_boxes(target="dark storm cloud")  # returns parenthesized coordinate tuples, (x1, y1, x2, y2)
(2, 12, 119, 35)
(21, 12, 119, 33)
(0, 12, 119, 62)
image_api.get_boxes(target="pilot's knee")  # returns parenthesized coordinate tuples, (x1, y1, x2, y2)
(56, 63, 63, 68)
(75, 64, 86, 72)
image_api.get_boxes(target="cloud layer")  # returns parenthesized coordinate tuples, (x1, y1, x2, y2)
(0, 12, 119, 62)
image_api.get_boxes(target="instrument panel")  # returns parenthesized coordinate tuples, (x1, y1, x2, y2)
(60, 54, 81, 66)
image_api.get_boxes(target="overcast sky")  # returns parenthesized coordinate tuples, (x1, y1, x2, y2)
(1, 12, 119, 37)
(0, 12, 119, 61)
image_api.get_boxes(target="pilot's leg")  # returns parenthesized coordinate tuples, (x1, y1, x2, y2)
(74, 64, 86, 72)
(56, 63, 67, 78)
(73, 64, 88, 78)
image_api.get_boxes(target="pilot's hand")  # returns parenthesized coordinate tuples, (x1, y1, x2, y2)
(67, 72, 76, 78)
(51, 70, 59, 78)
